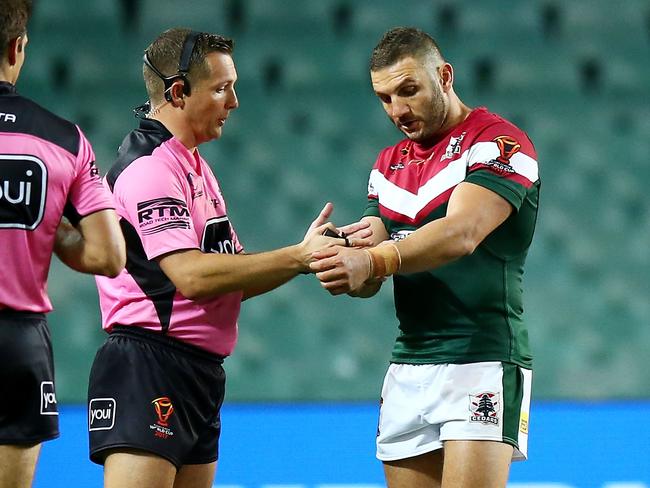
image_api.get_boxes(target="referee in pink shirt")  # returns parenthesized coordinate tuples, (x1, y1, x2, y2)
(0, 1, 126, 486)
(87, 28, 370, 488)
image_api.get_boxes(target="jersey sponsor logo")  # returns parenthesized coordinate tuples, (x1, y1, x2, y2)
(40, 381, 58, 416)
(389, 230, 413, 241)
(201, 216, 236, 254)
(475, 135, 521, 176)
(480, 159, 516, 175)
(88, 160, 100, 180)
(469, 392, 500, 426)
(493, 135, 521, 163)
(150, 396, 175, 439)
(186, 172, 204, 200)
(137, 197, 191, 235)
(441, 131, 466, 161)
(88, 398, 117, 431)
(0, 154, 47, 230)
(0, 112, 16, 123)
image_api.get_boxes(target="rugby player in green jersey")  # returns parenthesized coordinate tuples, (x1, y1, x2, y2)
(312, 27, 539, 488)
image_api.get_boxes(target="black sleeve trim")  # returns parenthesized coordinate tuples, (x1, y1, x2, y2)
(63, 201, 82, 226)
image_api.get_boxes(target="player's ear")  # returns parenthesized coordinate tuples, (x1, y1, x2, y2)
(439, 63, 454, 92)
(7, 36, 24, 66)
(168, 80, 186, 106)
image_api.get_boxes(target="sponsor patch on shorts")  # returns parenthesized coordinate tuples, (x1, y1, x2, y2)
(150, 396, 175, 439)
(469, 391, 500, 426)
(40, 381, 58, 415)
(89, 398, 116, 431)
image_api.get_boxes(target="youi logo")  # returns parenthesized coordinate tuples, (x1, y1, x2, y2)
(40, 382, 58, 416)
(0, 155, 47, 230)
(88, 398, 116, 431)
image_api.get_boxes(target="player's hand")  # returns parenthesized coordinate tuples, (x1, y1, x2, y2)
(304, 203, 372, 247)
(297, 223, 346, 272)
(305, 202, 334, 238)
(337, 220, 372, 246)
(310, 246, 372, 295)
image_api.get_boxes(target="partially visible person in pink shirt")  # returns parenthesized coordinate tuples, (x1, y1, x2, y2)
(0, 1, 125, 487)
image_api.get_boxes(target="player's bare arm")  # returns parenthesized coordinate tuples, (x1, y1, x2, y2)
(311, 183, 512, 295)
(54, 210, 126, 277)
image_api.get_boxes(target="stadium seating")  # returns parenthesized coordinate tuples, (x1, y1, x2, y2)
(21, 0, 649, 402)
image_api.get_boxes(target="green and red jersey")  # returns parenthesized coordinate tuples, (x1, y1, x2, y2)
(364, 107, 539, 368)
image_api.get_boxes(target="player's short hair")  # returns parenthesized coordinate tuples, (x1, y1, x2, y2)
(370, 27, 444, 71)
(143, 28, 234, 104)
(0, 0, 32, 54)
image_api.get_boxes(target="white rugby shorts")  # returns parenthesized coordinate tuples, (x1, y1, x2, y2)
(376, 361, 532, 461)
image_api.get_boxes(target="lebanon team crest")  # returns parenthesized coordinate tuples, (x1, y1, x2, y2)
(469, 392, 500, 425)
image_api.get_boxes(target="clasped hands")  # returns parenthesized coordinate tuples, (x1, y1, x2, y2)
(301, 203, 378, 296)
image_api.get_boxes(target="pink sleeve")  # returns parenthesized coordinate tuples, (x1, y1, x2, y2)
(116, 156, 200, 260)
(231, 222, 244, 253)
(66, 126, 114, 220)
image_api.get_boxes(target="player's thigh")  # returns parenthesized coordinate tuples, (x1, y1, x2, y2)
(0, 444, 41, 488)
(104, 449, 177, 488)
(173, 461, 217, 488)
(383, 450, 444, 488)
(441, 440, 513, 488)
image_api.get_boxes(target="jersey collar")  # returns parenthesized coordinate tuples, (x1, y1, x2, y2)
(0, 81, 17, 95)
(138, 117, 173, 138)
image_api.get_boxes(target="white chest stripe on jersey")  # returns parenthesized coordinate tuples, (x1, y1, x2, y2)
(370, 141, 538, 220)
(369, 156, 467, 220)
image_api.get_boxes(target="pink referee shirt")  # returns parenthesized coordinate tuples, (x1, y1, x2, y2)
(96, 134, 243, 357)
(0, 82, 114, 312)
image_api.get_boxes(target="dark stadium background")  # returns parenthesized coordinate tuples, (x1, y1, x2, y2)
(17, 0, 649, 486)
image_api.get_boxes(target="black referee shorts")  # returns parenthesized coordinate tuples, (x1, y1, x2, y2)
(88, 326, 226, 469)
(0, 310, 59, 445)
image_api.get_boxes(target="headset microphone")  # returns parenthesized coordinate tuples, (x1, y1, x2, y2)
(141, 30, 202, 103)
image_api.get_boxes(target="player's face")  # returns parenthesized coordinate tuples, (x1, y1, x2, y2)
(371, 55, 449, 144)
(185, 52, 238, 145)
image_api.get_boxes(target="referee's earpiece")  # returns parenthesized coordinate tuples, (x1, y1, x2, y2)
(141, 31, 200, 108)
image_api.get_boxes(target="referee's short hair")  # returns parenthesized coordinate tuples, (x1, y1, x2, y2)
(370, 27, 445, 72)
(0, 0, 32, 53)
(143, 28, 234, 105)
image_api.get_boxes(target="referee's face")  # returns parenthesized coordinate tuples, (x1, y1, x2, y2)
(184, 51, 239, 145)
(371, 55, 449, 144)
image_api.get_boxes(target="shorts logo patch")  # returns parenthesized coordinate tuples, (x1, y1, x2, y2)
(40, 381, 58, 416)
(469, 392, 500, 426)
(89, 398, 116, 431)
(150, 396, 175, 439)
(519, 411, 529, 434)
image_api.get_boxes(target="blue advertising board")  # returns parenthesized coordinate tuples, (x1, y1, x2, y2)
(34, 402, 650, 487)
